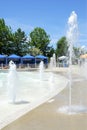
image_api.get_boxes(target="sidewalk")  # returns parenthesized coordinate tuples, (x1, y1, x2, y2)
(2, 84, 87, 130)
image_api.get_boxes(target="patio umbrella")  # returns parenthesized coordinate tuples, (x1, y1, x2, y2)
(0, 54, 7, 64)
(8, 54, 21, 59)
(22, 54, 35, 64)
(22, 54, 35, 59)
(35, 55, 48, 64)
(80, 54, 87, 59)
(0, 54, 7, 58)
(7, 54, 21, 64)
(58, 56, 68, 60)
(35, 55, 47, 59)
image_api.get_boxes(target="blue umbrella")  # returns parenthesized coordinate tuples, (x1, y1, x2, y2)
(0, 54, 7, 65)
(22, 54, 35, 59)
(22, 54, 35, 64)
(35, 55, 47, 59)
(7, 54, 21, 64)
(35, 55, 48, 64)
(0, 54, 7, 58)
(8, 54, 21, 59)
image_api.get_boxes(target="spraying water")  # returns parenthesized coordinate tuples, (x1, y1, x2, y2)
(49, 57, 54, 82)
(39, 61, 44, 80)
(66, 11, 79, 113)
(52, 53, 56, 68)
(49, 53, 56, 69)
(58, 11, 87, 114)
(7, 60, 18, 103)
(80, 59, 87, 79)
(66, 11, 79, 111)
(49, 53, 56, 82)
(67, 11, 79, 65)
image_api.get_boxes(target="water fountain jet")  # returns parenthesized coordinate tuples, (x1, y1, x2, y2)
(58, 11, 87, 114)
(49, 53, 56, 80)
(39, 61, 44, 80)
(7, 60, 18, 103)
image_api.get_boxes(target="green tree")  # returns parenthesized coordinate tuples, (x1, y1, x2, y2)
(29, 27, 50, 56)
(29, 47, 42, 56)
(0, 18, 13, 54)
(56, 36, 68, 57)
(46, 46, 55, 57)
(13, 28, 28, 56)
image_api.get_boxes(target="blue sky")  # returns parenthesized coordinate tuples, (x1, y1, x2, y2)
(0, 0, 87, 49)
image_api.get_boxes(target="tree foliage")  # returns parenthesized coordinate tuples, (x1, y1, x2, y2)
(13, 28, 28, 56)
(0, 19, 29, 56)
(56, 36, 68, 57)
(29, 47, 42, 56)
(0, 18, 13, 54)
(0, 19, 54, 57)
(0, 18, 82, 60)
(29, 27, 50, 55)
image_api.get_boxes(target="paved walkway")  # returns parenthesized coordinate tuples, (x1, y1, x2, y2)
(2, 84, 87, 130)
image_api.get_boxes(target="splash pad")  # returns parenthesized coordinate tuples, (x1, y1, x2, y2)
(0, 61, 68, 129)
